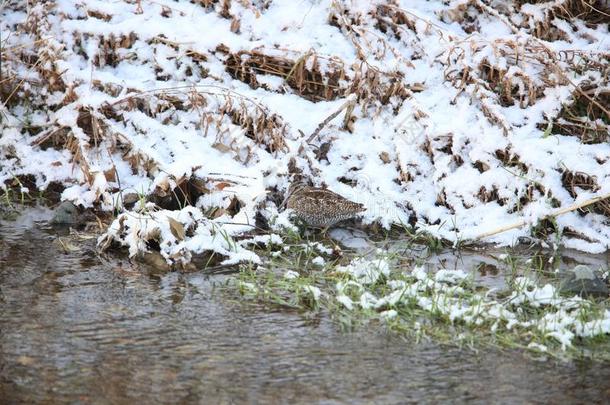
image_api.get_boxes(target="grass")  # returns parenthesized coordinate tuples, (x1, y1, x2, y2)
(0, 179, 44, 218)
(224, 228, 610, 361)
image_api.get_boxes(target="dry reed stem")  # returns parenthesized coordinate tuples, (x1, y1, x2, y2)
(306, 95, 357, 144)
(474, 191, 610, 241)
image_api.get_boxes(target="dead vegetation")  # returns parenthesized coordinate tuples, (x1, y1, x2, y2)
(220, 44, 413, 112)
(443, 38, 560, 110)
(92, 33, 138, 68)
(561, 170, 610, 216)
(440, 0, 610, 138)
(545, 89, 610, 144)
(222, 48, 348, 102)
(440, 0, 610, 40)
(517, 0, 610, 35)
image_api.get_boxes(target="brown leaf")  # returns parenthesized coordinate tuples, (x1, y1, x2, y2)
(210, 207, 226, 219)
(215, 182, 231, 190)
(168, 216, 185, 241)
(379, 151, 391, 164)
(230, 17, 241, 33)
(212, 142, 232, 153)
(104, 167, 117, 182)
(156, 177, 170, 192)
(140, 252, 171, 271)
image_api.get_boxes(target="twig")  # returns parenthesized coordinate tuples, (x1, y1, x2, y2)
(475, 0, 519, 34)
(203, 263, 240, 275)
(110, 84, 269, 113)
(306, 94, 356, 143)
(284, 50, 312, 83)
(474, 191, 610, 240)
(342, 99, 355, 128)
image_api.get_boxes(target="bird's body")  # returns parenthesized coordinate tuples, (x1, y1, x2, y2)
(284, 183, 365, 228)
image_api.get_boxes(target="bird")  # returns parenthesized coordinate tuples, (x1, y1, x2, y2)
(283, 181, 366, 228)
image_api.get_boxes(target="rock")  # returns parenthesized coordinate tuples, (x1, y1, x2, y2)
(572, 264, 595, 280)
(122, 192, 140, 208)
(50, 201, 81, 225)
(139, 251, 171, 272)
(559, 265, 609, 298)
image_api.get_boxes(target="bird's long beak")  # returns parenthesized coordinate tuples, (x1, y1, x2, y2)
(280, 185, 296, 209)
(280, 181, 297, 210)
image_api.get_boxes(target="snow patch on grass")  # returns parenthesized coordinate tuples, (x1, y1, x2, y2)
(330, 255, 610, 351)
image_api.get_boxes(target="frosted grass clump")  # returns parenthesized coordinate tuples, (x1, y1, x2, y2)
(284, 270, 300, 279)
(333, 255, 610, 351)
(303, 285, 322, 301)
(336, 257, 390, 284)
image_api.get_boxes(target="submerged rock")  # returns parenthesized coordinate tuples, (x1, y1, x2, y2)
(50, 201, 96, 226)
(50, 201, 81, 225)
(139, 251, 172, 272)
(559, 265, 608, 298)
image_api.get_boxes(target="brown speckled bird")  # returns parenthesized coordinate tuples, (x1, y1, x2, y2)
(284, 182, 365, 228)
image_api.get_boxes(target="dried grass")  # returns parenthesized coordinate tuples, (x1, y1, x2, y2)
(561, 170, 610, 216)
(222, 48, 347, 102)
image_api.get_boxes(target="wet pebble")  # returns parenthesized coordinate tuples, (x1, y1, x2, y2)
(559, 265, 609, 298)
(50, 201, 81, 225)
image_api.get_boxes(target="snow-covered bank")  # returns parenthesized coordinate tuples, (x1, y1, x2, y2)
(1, 1, 609, 263)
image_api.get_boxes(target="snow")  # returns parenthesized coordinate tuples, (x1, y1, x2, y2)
(380, 309, 398, 320)
(336, 295, 354, 310)
(336, 257, 390, 285)
(283, 270, 299, 280)
(303, 285, 322, 301)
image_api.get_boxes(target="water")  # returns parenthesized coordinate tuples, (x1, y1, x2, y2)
(1, 208, 610, 404)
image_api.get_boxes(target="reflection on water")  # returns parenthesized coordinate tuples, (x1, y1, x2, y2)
(1, 208, 610, 403)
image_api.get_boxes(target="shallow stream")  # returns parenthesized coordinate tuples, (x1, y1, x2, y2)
(1, 208, 609, 403)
